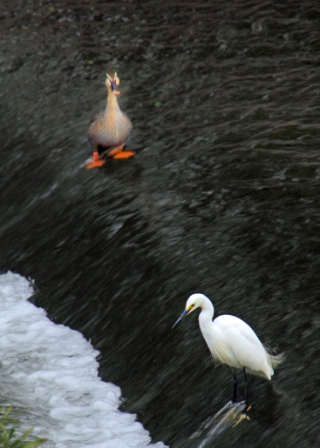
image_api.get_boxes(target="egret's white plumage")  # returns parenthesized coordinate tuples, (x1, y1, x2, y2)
(173, 293, 283, 403)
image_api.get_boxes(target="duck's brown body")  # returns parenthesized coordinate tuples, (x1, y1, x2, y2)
(86, 73, 134, 169)
(88, 93, 132, 150)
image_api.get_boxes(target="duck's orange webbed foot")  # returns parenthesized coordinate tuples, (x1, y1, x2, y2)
(113, 151, 136, 159)
(86, 159, 106, 169)
(107, 146, 136, 159)
(85, 150, 106, 170)
(107, 145, 124, 158)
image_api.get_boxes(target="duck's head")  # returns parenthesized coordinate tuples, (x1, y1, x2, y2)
(106, 72, 120, 95)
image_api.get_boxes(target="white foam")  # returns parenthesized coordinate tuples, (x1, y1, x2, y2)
(0, 272, 166, 448)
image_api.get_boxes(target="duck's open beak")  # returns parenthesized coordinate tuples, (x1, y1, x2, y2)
(172, 309, 189, 329)
(110, 80, 120, 95)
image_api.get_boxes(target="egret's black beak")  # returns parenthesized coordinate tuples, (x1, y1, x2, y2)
(172, 309, 189, 329)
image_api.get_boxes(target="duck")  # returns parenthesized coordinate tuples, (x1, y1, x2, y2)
(85, 72, 134, 169)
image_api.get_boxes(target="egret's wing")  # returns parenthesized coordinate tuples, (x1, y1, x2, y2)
(212, 315, 270, 377)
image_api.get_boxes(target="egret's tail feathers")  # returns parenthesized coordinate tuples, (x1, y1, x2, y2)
(268, 351, 285, 369)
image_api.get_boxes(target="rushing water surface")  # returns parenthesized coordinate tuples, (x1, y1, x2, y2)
(0, 272, 165, 448)
(1, 0, 320, 447)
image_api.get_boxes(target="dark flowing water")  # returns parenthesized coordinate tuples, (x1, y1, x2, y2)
(1, 0, 320, 446)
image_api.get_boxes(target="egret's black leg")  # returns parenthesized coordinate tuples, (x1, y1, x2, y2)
(243, 367, 249, 406)
(232, 368, 238, 403)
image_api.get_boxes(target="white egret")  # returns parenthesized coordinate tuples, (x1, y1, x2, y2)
(173, 293, 283, 404)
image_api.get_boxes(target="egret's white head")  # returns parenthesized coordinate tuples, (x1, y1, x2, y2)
(186, 293, 207, 312)
(172, 293, 208, 328)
